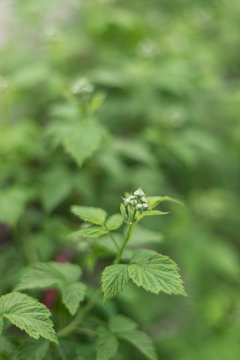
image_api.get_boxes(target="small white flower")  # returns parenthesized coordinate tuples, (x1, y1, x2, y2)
(134, 188, 145, 197)
(142, 203, 149, 209)
(129, 195, 136, 200)
(141, 196, 147, 203)
(130, 200, 137, 205)
(136, 203, 143, 210)
(123, 197, 131, 205)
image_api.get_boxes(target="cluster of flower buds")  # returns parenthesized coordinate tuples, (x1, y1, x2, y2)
(71, 77, 94, 95)
(123, 188, 149, 211)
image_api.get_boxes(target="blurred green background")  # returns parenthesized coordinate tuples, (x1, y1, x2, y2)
(0, 0, 240, 359)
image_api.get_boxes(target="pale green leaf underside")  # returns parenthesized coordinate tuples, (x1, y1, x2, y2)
(96, 327, 118, 360)
(71, 205, 107, 225)
(15, 262, 85, 315)
(70, 226, 108, 239)
(118, 330, 157, 360)
(0, 292, 57, 343)
(105, 214, 123, 231)
(61, 282, 86, 315)
(63, 123, 103, 166)
(102, 264, 129, 304)
(136, 210, 169, 220)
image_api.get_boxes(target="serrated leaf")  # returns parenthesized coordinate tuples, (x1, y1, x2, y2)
(105, 214, 123, 231)
(15, 262, 81, 290)
(109, 315, 137, 333)
(61, 282, 86, 315)
(63, 123, 103, 166)
(128, 250, 186, 296)
(147, 196, 184, 210)
(0, 292, 57, 342)
(96, 327, 118, 360)
(0, 188, 30, 226)
(101, 264, 130, 304)
(118, 330, 157, 360)
(71, 206, 107, 225)
(70, 226, 108, 239)
(18, 339, 49, 360)
(15, 262, 85, 315)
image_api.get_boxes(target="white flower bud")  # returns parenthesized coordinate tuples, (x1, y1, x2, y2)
(142, 203, 149, 209)
(136, 203, 143, 210)
(134, 188, 145, 197)
(130, 199, 137, 205)
(141, 196, 147, 203)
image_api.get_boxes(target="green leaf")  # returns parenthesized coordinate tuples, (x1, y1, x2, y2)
(71, 206, 107, 225)
(120, 203, 128, 223)
(109, 315, 137, 333)
(0, 188, 30, 226)
(146, 196, 184, 210)
(18, 340, 49, 360)
(136, 210, 169, 220)
(63, 123, 103, 166)
(128, 250, 186, 296)
(0, 318, 3, 335)
(0, 292, 57, 342)
(15, 262, 85, 315)
(118, 330, 157, 360)
(101, 264, 130, 304)
(61, 282, 86, 315)
(70, 226, 108, 239)
(96, 327, 118, 360)
(105, 214, 123, 231)
(0, 336, 15, 355)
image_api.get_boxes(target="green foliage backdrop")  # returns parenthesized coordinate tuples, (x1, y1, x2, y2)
(0, 0, 240, 359)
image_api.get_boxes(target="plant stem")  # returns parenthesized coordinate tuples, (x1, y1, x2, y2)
(57, 210, 137, 337)
(104, 226, 120, 252)
(114, 209, 137, 264)
(57, 288, 101, 337)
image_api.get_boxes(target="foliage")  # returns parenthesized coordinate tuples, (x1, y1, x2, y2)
(1, 0, 240, 359)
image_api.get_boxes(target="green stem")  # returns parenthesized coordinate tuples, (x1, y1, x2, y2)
(57, 288, 101, 337)
(104, 226, 120, 252)
(57, 210, 137, 337)
(114, 209, 137, 264)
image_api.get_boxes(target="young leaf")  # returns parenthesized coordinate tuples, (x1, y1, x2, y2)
(18, 340, 49, 360)
(120, 203, 128, 223)
(128, 250, 186, 295)
(136, 210, 169, 220)
(0, 292, 57, 343)
(71, 206, 107, 225)
(96, 327, 118, 360)
(147, 196, 184, 210)
(101, 264, 130, 304)
(15, 262, 85, 315)
(63, 122, 103, 166)
(105, 214, 123, 231)
(118, 330, 157, 360)
(61, 282, 86, 315)
(109, 315, 137, 333)
(70, 226, 108, 239)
